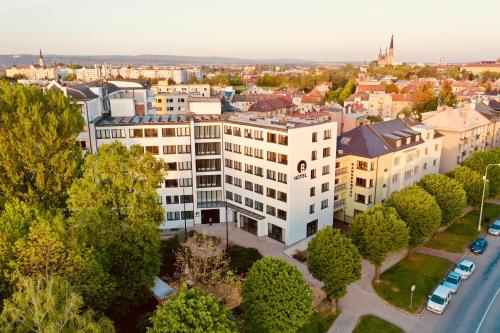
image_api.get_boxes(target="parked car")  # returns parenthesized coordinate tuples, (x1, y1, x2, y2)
(470, 237, 488, 254)
(454, 260, 475, 279)
(442, 271, 462, 293)
(488, 219, 500, 236)
(427, 285, 452, 314)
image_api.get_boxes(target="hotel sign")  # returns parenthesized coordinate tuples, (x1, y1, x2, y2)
(294, 160, 307, 181)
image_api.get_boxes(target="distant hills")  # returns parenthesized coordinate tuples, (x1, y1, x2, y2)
(0, 54, 357, 68)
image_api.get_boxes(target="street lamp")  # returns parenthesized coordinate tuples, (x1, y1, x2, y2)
(478, 163, 500, 231)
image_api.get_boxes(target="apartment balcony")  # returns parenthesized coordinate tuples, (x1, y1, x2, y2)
(335, 167, 348, 175)
(334, 183, 348, 192)
(334, 198, 346, 211)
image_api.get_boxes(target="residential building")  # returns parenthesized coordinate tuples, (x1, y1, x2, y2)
(422, 103, 490, 172)
(90, 113, 338, 245)
(153, 82, 210, 97)
(335, 118, 442, 221)
(460, 61, 500, 75)
(153, 92, 189, 114)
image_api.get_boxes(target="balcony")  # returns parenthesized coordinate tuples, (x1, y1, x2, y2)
(334, 198, 346, 211)
(334, 183, 347, 192)
(335, 167, 348, 175)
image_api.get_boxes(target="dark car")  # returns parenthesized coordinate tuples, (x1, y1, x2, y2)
(470, 237, 488, 254)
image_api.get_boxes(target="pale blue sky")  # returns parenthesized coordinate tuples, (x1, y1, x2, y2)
(1, 0, 499, 62)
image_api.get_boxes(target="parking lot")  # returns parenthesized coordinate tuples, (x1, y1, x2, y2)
(413, 233, 500, 333)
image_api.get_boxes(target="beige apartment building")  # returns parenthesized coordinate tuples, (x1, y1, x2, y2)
(334, 118, 442, 221)
(422, 103, 491, 173)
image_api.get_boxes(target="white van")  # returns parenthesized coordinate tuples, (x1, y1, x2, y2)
(427, 285, 452, 314)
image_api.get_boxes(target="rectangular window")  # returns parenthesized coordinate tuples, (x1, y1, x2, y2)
(234, 177, 242, 187)
(324, 129, 332, 140)
(225, 175, 233, 184)
(166, 196, 179, 204)
(357, 161, 368, 171)
(224, 125, 232, 135)
(245, 181, 253, 191)
(323, 147, 331, 157)
(434, 144, 439, 151)
(277, 172, 287, 184)
(129, 128, 143, 138)
(178, 161, 192, 170)
(145, 146, 159, 155)
(277, 191, 287, 202)
(233, 127, 241, 136)
(194, 125, 220, 139)
(404, 170, 413, 180)
(195, 159, 221, 172)
(195, 142, 220, 155)
(267, 151, 277, 162)
(355, 177, 367, 187)
(96, 129, 110, 139)
(197, 190, 223, 204)
(267, 133, 277, 143)
(254, 201, 264, 212)
(177, 145, 191, 154)
(165, 179, 178, 188)
(162, 128, 176, 137)
(254, 130, 264, 141)
(321, 182, 329, 193)
(180, 195, 193, 203)
(234, 161, 242, 171)
(312, 132, 317, 142)
(167, 212, 180, 221)
(176, 127, 190, 136)
(267, 170, 276, 180)
(309, 204, 315, 214)
(321, 199, 329, 209)
(245, 164, 253, 174)
(245, 197, 254, 208)
(423, 162, 428, 170)
(254, 184, 264, 194)
(179, 178, 192, 187)
(312, 150, 317, 161)
(277, 154, 288, 165)
(254, 167, 264, 177)
(311, 169, 316, 179)
(233, 144, 242, 154)
(226, 190, 233, 201)
(254, 149, 263, 159)
(266, 188, 276, 199)
(163, 145, 176, 154)
(144, 128, 158, 137)
(394, 157, 400, 166)
(234, 194, 242, 204)
(181, 211, 194, 220)
(224, 142, 232, 152)
(244, 146, 253, 156)
(322, 165, 330, 175)
(278, 135, 288, 145)
(277, 209, 287, 220)
(392, 174, 399, 183)
(244, 129, 253, 138)
(310, 187, 315, 197)
(166, 162, 177, 171)
(266, 205, 276, 216)
(111, 129, 126, 138)
(196, 175, 221, 188)
(225, 158, 233, 168)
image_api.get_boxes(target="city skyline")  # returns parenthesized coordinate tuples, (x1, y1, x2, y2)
(1, 0, 499, 63)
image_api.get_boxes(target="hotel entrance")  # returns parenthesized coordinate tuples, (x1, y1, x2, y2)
(201, 209, 220, 224)
(268, 223, 284, 243)
(240, 215, 258, 235)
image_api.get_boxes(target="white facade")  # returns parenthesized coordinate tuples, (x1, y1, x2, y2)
(90, 114, 338, 245)
(188, 98, 222, 115)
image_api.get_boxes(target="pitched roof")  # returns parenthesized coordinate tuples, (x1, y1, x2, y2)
(391, 93, 414, 102)
(66, 85, 99, 100)
(248, 98, 294, 112)
(357, 84, 385, 93)
(423, 105, 491, 132)
(345, 92, 369, 102)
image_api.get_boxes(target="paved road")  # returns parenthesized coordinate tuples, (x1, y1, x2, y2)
(412, 234, 500, 333)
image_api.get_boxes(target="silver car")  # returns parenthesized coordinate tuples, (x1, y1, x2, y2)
(488, 219, 500, 236)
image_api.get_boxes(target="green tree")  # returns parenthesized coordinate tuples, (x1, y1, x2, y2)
(351, 205, 409, 282)
(438, 81, 457, 107)
(242, 257, 312, 333)
(447, 166, 485, 207)
(148, 285, 237, 333)
(307, 228, 361, 312)
(0, 82, 84, 209)
(464, 148, 500, 197)
(337, 79, 356, 105)
(385, 83, 399, 93)
(386, 185, 441, 246)
(412, 82, 438, 116)
(417, 174, 467, 225)
(0, 275, 114, 332)
(68, 142, 167, 314)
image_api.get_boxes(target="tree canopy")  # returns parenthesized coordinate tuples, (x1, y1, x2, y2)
(438, 81, 457, 107)
(386, 185, 441, 246)
(0, 81, 83, 209)
(464, 148, 500, 197)
(0, 275, 114, 332)
(307, 228, 361, 312)
(417, 174, 467, 225)
(350, 205, 409, 281)
(412, 82, 438, 116)
(242, 257, 312, 333)
(447, 166, 485, 207)
(147, 285, 238, 333)
(67, 142, 167, 314)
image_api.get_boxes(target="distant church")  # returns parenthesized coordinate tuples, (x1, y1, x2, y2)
(377, 35, 394, 66)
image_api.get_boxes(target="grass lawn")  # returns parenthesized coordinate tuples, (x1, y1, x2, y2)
(425, 203, 500, 253)
(373, 253, 453, 313)
(352, 315, 404, 333)
(297, 310, 339, 333)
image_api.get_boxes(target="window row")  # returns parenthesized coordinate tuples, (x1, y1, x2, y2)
(223, 126, 288, 145)
(226, 191, 286, 220)
(166, 211, 194, 221)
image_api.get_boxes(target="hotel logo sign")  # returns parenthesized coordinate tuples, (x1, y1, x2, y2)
(295, 160, 308, 181)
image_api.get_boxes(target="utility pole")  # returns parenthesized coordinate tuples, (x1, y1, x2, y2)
(478, 164, 500, 231)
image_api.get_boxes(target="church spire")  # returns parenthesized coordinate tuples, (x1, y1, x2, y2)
(38, 49, 44, 67)
(390, 35, 394, 49)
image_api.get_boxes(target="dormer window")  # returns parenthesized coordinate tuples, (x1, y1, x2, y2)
(416, 134, 420, 141)
(396, 140, 401, 147)
(406, 137, 411, 144)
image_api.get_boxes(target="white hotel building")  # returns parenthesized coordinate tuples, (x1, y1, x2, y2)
(91, 114, 338, 245)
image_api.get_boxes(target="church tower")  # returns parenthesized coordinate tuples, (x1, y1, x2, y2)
(388, 35, 394, 65)
(38, 49, 44, 68)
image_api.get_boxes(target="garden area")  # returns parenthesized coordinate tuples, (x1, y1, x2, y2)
(352, 315, 404, 333)
(373, 253, 454, 313)
(425, 203, 500, 253)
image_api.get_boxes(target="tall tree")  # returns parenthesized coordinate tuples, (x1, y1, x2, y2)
(386, 185, 441, 246)
(412, 82, 438, 116)
(242, 257, 312, 333)
(351, 205, 409, 282)
(438, 81, 457, 107)
(417, 174, 467, 225)
(67, 142, 167, 314)
(0, 82, 83, 209)
(385, 83, 399, 93)
(464, 148, 500, 197)
(307, 228, 361, 312)
(148, 285, 238, 333)
(0, 275, 114, 332)
(447, 166, 485, 207)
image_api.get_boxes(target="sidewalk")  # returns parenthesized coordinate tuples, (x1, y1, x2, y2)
(415, 247, 463, 264)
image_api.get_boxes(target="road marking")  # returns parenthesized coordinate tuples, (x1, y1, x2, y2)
(474, 286, 500, 333)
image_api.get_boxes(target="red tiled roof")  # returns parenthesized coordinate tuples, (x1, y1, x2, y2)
(391, 93, 414, 102)
(357, 84, 385, 93)
(248, 98, 294, 112)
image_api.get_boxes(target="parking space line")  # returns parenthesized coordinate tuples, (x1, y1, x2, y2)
(474, 286, 500, 333)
